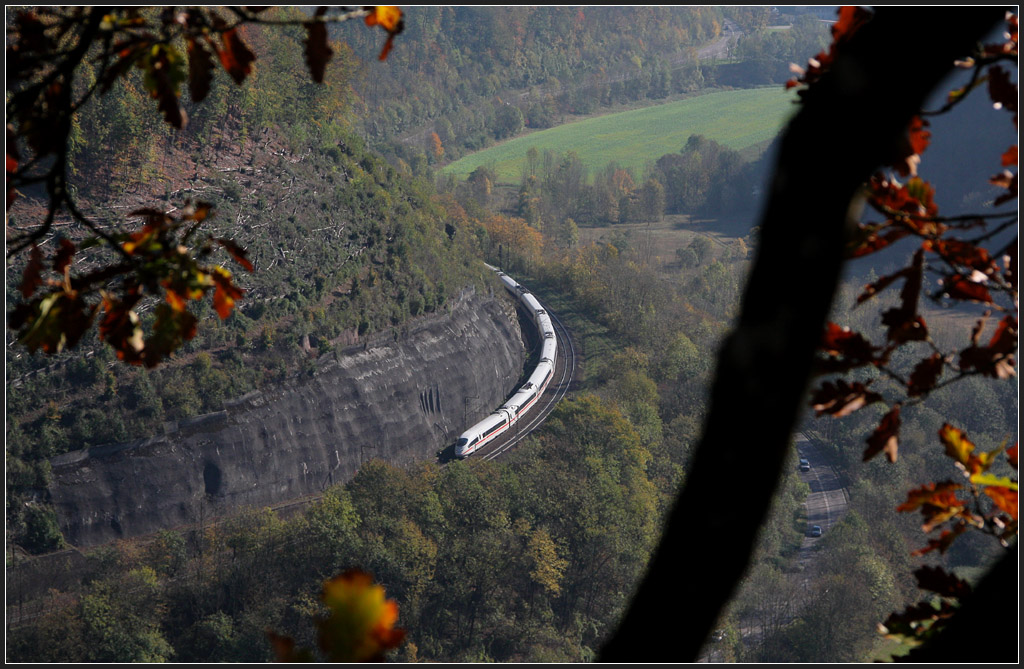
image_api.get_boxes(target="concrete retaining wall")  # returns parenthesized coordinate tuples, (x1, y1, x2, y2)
(47, 289, 525, 548)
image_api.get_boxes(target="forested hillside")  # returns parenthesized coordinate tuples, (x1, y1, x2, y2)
(6, 8, 489, 553)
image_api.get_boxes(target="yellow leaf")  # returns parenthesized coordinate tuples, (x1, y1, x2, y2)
(317, 570, 405, 662)
(365, 6, 402, 32)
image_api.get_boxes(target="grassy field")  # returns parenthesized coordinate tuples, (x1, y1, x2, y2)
(441, 87, 798, 185)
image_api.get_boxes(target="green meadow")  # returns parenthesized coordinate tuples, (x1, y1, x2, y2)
(441, 87, 799, 184)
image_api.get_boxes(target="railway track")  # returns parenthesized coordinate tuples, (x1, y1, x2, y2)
(480, 295, 578, 461)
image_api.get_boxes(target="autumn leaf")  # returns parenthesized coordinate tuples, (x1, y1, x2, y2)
(218, 27, 256, 84)
(907, 353, 944, 397)
(939, 273, 994, 303)
(897, 480, 969, 533)
(215, 237, 255, 272)
(815, 322, 880, 373)
(892, 116, 931, 177)
(810, 379, 883, 417)
(922, 238, 996, 274)
(987, 65, 1018, 113)
(20, 243, 45, 298)
(364, 6, 404, 60)
(52, 238, 76, 274)
(1002, 144, 1018, 167)
(211, 266, 244, 319)
(937, 423, 993, 476)
(98, 290, 145, 361)
(187, 36, 214, 102)
(316, 570, 405, 662)
(365, 6, 403, 32)
(864, 404, 901, 463)
(910, 526, 966, 557)
(983, 486, 1018, 521)
(959, 315, 1017, 379)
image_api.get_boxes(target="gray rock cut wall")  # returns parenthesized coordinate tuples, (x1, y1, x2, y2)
(47, 288, 525, 548)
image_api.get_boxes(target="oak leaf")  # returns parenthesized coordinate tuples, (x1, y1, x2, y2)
(864, 404, 902, 463)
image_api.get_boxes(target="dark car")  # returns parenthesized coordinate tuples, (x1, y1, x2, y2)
(809, 525, 823, 537)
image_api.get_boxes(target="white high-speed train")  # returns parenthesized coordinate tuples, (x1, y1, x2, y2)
(454, 267, 557, 458)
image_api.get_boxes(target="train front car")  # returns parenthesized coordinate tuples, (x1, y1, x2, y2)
(455, 410, 510, 459)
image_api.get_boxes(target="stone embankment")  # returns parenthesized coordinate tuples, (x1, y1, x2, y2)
(47, 288, 525, 548)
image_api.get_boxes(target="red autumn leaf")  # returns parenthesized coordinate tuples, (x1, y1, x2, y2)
(881, 600, 958, 638)
(984, 486, 1018, 521)
(907, 353, 944, 397)
(923, 238, 995, 274)
(52, 238, 76, 274)
(164, 287, 188, 313)
(183, 200, 213, 223)
(98, 291, 145, 361)
(987, 65, 1018, 113)
(939, 274, 994, 303)
(1008, 443, 1018, 470)
(819, 322, 879, 366)
(869, 175, 940, 220)
(211, 266, 244, 319)
(959, 315, 1017, 379)
(215, 237, 254, 272)
(305, 19, 333, 84)
(218, 27, 256, 85)
(892, 116, 931, 177)
(187, 37, 214, 102)
(897, 480, 968, 532)
(1002, 145, 1018, 167)
(910, 526, 966, 557)
(864, 404, 901, 463)
(20, 243, 45, 299)
(810, 379, 883, 417)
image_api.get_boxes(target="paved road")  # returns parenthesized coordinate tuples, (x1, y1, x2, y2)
(699, 432, 850, 661)
(795, 432, 849, 567)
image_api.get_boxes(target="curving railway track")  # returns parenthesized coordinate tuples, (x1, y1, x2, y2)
(478, 294, 579, 461)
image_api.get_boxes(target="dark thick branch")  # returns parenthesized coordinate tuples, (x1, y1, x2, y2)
(600, 7, 1006, 662)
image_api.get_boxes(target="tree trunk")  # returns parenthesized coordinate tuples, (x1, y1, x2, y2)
(600, 7, 1006, 662)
